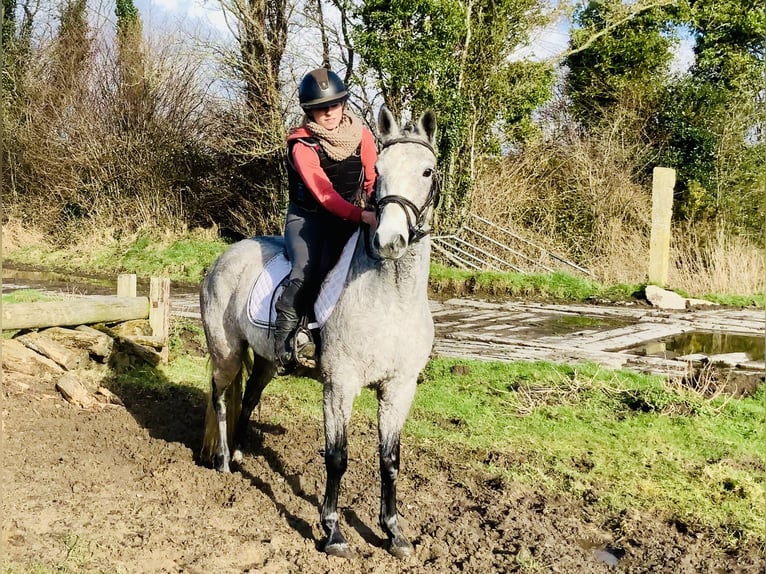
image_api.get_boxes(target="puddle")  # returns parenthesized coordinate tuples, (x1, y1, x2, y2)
(628, 331, 765, 362)
(593, 546, 624, 566)
(579, 541, 625, 566)
(2, 266, 199, 296)
(2, 267, 115, 295)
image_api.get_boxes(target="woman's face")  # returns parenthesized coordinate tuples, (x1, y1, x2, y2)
(310, 102, 344, 130)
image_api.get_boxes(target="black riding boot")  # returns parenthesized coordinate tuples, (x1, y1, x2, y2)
(274, 279, 302, 375)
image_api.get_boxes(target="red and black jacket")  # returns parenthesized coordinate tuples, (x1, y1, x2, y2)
(286, 126, 377, 223)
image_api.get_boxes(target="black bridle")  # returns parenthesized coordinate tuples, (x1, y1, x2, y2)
(373, 136, 441, 244)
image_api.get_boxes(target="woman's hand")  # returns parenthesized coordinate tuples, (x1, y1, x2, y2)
(361, 209, 378, 228)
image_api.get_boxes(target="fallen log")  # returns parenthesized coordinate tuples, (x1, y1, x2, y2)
(123, 334, 166, 349)
(2, 296, 149, 331)
(112, 335, 163, 367)
(3, 275, 171, 364)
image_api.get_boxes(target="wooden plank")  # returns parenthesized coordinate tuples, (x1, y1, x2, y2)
(648, 167, 676, 286)
(2, 296, 149, 331)
(113, 335, 163, 366)
(149, 277, 170, 364)
(117, 274, 137, 297)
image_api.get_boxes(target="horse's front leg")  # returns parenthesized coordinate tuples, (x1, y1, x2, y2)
(378, 379, 417, 558)
(320, 383, 355, 558)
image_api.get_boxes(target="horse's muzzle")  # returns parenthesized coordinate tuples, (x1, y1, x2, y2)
(373, 231, 407, 260)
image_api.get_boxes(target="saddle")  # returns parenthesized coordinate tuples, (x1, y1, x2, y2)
(247, 230, 358, 330)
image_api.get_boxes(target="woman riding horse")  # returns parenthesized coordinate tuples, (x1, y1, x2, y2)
(275, 68, 379, 375)
(201, 105, 438, 558)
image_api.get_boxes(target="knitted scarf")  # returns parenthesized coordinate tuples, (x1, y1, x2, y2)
(305, 111, 363, 161)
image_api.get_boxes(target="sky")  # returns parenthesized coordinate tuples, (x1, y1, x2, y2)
(133, 0, 230, 38)
(133, 0, 572, 60)
(131, 0, 692, 71)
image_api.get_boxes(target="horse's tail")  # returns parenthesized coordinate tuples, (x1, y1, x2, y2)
(201, 351, 253, 463)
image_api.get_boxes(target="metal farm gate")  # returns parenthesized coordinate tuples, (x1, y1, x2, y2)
(432, 214, 593, 277)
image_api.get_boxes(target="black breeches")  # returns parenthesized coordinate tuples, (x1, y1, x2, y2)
(282, 204, 358, 318)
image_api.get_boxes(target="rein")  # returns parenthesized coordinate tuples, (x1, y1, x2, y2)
(372, 136, 440, 245)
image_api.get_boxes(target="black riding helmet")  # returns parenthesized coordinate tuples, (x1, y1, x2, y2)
(299, 68, 348, 111)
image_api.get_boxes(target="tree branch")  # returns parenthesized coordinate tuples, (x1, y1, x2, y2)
(556, 0, 676, 63)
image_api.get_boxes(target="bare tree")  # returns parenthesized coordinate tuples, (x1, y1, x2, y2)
(225, 0, 287, 123)
(201, 0, 291, 236)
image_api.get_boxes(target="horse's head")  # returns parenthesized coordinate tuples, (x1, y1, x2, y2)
(372, 107, 438, 260)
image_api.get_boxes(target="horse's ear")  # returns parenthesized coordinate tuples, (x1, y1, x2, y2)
(417, 110, 437, 144)
(378, 106, 400, 139)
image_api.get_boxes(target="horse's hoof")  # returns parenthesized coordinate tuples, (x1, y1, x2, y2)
(324, 542, 353, 559)
(389, 538, 414, 559)
(213, 455, 231, 473)
(231, 449, 243, 464)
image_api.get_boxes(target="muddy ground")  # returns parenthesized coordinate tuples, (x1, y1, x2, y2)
(2, 362, 763, 574)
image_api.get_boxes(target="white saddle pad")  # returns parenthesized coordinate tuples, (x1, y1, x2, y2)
(247, 230, 358, 329)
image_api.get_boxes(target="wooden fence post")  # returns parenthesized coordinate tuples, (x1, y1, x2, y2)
(149, 277, 171, 364)
(117, 274, 137, 298)
(648, 167, 676, 286)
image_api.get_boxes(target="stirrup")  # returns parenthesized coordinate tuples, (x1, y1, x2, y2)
(293, 326, 316, 369)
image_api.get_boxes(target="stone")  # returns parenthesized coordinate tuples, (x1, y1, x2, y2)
(55, 373, 94, 407)
(644, 285, 686, 310)
(2, 338, 63, 376)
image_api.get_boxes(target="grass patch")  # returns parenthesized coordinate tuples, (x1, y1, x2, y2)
(168, 317, 208, 358)
(109, 233, 228, 283)
(428, 263, 643, 302)
(109, 318, 211, 399)
(409, 358, 764, 549)
(263, 374, 380, 425)
(702, 292, 765, 308)
(1, 289, 56, 304)
(4, 228, 228, 284)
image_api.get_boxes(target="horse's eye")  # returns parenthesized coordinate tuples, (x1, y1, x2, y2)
(423, 168, 433, 178)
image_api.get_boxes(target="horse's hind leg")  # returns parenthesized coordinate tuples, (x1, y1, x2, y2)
(377, 379, 417, 558)
(320, 382, 356, 558)
(210, 376, 233, 472)
(232, 354, 276, 464)
(204, 344, 245, 473)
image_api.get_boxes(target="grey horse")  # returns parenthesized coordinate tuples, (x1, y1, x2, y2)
(199, 106, 437, 558)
